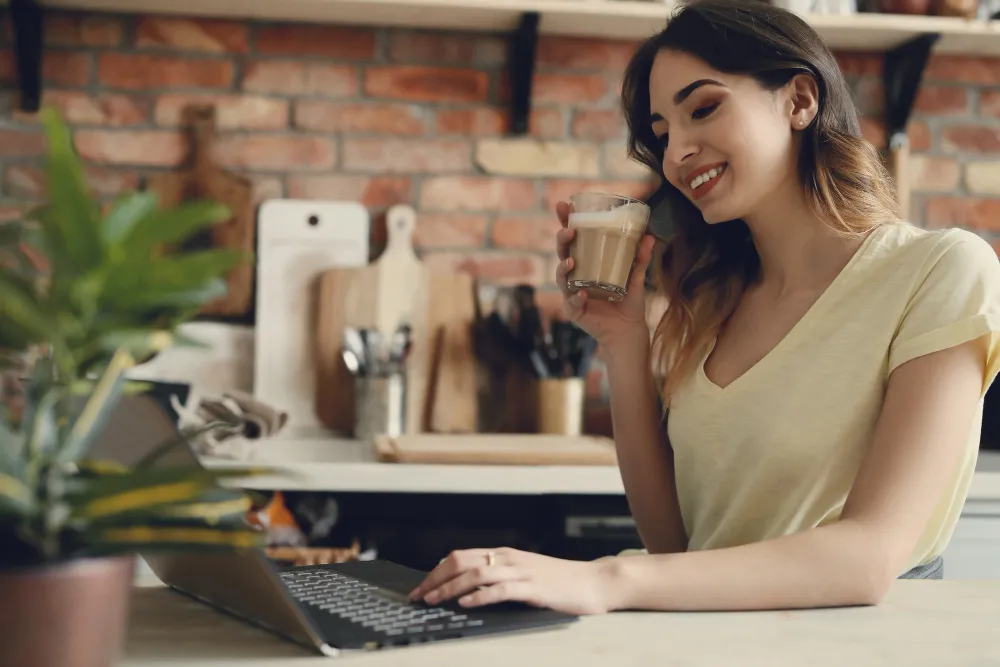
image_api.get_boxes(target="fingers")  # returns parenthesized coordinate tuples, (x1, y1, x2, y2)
(424, 565, 520, 605)
(556, 200, 570, 228)
(556, 226, 575, 261)
(408, 548, 499, 602)
(562, 288, 587, 322)
(458, 580, 539, 609)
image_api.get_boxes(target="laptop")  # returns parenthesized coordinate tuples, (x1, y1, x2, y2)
(90, 383, 578, 656)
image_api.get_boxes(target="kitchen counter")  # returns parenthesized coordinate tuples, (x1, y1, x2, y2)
(122, 579, 1000, 666)
(203, 437, 1000, 502)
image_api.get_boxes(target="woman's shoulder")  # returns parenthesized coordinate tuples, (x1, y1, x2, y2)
(867, 222, 1000, 279)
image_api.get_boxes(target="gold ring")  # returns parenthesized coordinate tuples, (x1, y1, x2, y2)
(486, 551, 495, 567)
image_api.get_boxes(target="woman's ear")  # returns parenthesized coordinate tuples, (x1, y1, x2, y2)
(787, 73, 820, 130)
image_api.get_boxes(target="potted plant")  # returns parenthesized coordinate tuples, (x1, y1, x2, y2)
(0, 108, 266, 667)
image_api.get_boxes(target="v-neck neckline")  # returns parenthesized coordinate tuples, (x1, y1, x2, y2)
(698, 225, 884, 394)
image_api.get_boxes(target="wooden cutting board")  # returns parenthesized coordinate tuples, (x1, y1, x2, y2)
(372, 434, 618, 466)
(146, 104, 254, 319)
(315, 205, 427, 433)
(425, 271, 478, 433)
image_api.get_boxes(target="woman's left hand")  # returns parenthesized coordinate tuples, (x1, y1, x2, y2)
(407, 547, 616, 616)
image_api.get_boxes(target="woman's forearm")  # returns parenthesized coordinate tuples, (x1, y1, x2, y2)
(601, 519, 890, 611)
(603, 334, 688, 554)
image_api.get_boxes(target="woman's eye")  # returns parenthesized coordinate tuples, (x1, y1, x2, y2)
(692, 103, 719, 120)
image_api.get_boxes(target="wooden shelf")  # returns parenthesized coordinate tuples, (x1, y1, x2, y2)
(17, 0, 1000, 55)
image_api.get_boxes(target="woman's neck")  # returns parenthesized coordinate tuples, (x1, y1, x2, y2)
(741, 180, 865, 295)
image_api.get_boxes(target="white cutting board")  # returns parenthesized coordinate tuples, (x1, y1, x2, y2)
(253, 199, 369, 438)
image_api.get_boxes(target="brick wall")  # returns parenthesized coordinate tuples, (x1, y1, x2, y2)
(0, 11, 998, 430)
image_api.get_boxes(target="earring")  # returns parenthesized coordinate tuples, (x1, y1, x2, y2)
(798, 120, 805, 127)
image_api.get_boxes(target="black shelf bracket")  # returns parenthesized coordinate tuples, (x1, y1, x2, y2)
(507, 12, 539, 136)
(9, 0, 44, 113)
(882, 32, 939, 151)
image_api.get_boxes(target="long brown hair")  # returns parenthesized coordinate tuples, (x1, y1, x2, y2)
(622, 0, 900, 405)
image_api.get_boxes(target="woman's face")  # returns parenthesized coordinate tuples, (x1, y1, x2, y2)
(648, 49, 811, 225)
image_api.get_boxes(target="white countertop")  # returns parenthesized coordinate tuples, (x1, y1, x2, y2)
(203, 436, 1000, 503)
(122, 579, 1000, 667)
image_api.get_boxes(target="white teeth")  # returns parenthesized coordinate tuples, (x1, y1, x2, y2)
(689, 165, 725, 190)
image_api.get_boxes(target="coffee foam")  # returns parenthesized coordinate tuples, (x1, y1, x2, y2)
(568, 201, 648, 234)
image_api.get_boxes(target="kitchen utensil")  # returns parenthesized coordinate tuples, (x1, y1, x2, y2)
(538, 378, 586, 436)
(371, 433, 618, 466)
(255, 199, 369, 438)
(146, 105, 256, 320)
(354, 374, 406, 443)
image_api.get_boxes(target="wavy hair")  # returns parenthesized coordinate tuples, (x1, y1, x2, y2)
(622, 0, 900, 405)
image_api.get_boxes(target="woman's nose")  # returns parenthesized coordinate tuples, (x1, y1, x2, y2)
(663, 133, 699, 170)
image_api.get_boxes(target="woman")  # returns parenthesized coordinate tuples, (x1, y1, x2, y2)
(409, 0, 1000, 613)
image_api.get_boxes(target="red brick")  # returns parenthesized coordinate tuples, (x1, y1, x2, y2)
(544, 180, 655, 210)
(287, 176, 413, 208)
(295, 101, 426, 135)
(255, 25, 375, 60)
(365, 66, 488, 103)
(343, 138, 471, 173)
(154, 94, 288, 130)
(909, 121, 933, 152)
(910, 156, 960, 192)
(536, 37, 636, 72)
(43, 15, 123, 46)
(925, 56, 1000, 85)
(75, 130, 187, 166)
(925, 197, 1000, 231)
(491, 215, 561, 251)
(98, 54, 232, 90)
(17, 91, 148, 126)
(387, 32, 504, 66)
(434, 107, 564, 138)
(135, 18, 249, 53)
(981, 90, 1000, 118)
(532, 289, 567, 328)
(834, 51, 882, 77)
(533, 73, 607, 104)
(0, 130, 45, 157)
(211, 135, 336, 171)
(859, 117, 887, 148)
(4, 164, 139, 199)
(913, 86, 969, 115)
(43, 51, 92, 86)
(419, 177, 538, 212)
(241, 61, 357, 97)
(422, 251, 547, 285)
(571, 109, 624, 140)
(941, 125, 1000, 153)
(412, 214, 488, 248)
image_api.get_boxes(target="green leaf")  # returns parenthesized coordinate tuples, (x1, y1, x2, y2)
(81, 488, 252, 529)
(83, 522, 264, 554)
(0, 420, 26, 480)
(103, 249, 244, 310)
(122, 200, 231, 256)
(39, 107, 103, 274)
(0, 272, 51, 349)
(56, 348, 131, 463)
(102, 191, 158, 247)
(65, 466, 270, 520)
(0, 472, 32, 517)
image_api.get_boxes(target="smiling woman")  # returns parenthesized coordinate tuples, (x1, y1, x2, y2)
(408, 0, 1000, 615)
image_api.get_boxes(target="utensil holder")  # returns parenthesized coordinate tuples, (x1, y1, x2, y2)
(354, 374, 406, 442)
(537, 378, 585, 436)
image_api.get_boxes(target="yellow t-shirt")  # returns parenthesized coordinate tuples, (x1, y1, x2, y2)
(665, 222, 1000, 571)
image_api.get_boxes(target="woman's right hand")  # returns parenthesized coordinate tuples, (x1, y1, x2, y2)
(554, 200, 656, 350)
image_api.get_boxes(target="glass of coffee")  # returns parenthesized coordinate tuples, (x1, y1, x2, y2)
(565, 192, 650, 302)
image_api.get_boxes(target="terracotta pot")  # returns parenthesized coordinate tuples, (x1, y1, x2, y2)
(932, 0, 978, 16)
(0, 555, 135, 667)
(879, 0, 932, 11)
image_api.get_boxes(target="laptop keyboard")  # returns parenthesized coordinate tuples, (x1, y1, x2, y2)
(280, 568, 485, 638)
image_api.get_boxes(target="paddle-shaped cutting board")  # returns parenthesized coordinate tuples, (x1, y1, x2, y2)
(316, 205, 427, 433)
(426, 271, 479, 433)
